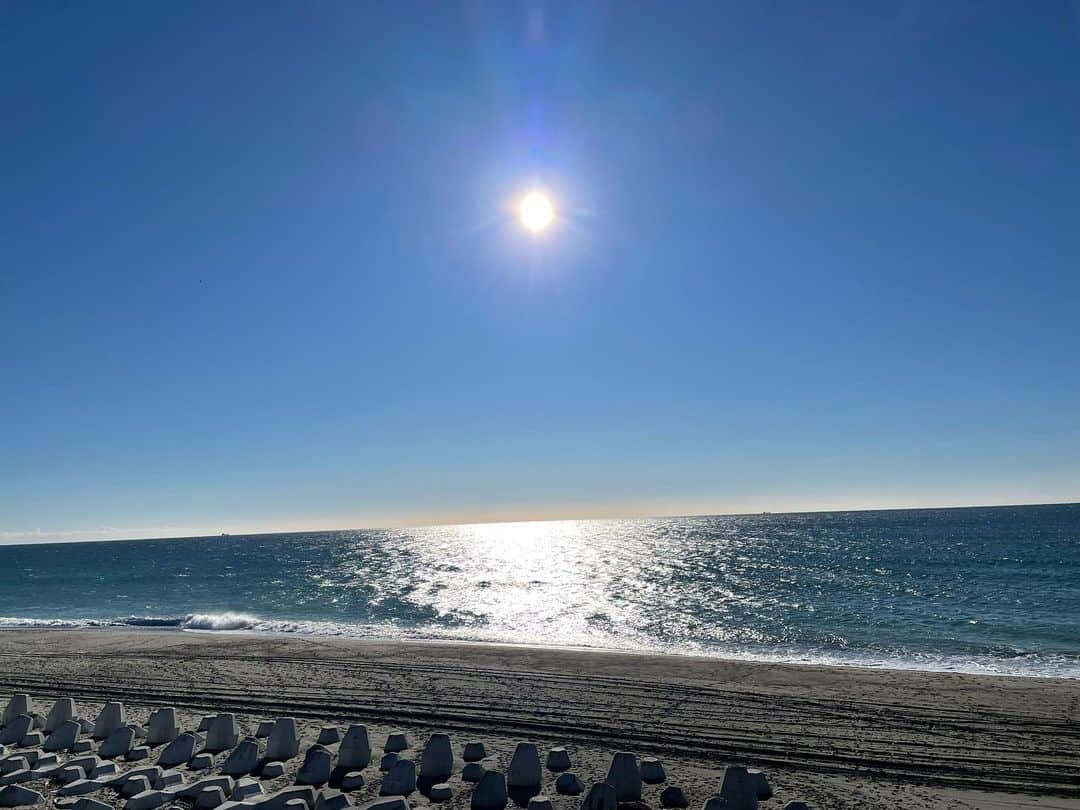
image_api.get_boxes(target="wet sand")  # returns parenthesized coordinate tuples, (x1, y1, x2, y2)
(1, 629, 1078, 809)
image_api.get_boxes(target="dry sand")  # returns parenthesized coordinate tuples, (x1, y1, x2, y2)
(1, 629, 1078, 809)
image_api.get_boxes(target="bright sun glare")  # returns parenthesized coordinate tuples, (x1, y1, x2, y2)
(519, 191, 555, 234)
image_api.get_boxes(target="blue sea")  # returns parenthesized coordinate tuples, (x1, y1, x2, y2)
(1, 504, 1078, 678)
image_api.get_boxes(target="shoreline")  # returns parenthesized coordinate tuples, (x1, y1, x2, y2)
(1, 628, 1079, 808)
(2, 621, 1078, 682)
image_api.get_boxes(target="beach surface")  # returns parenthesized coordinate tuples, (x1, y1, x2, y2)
(1, 629, 1078, 809)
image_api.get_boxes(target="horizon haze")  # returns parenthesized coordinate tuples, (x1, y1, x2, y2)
(2, 498, 1078, 546)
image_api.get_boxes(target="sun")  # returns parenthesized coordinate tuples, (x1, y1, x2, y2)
(519, 191, 555, 234)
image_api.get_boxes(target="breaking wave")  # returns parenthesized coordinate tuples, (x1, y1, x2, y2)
(180, 612, 258, 630)
(0, 613, 261, 632)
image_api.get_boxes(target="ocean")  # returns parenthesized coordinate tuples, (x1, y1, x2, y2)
(2, 503, 1078, 678)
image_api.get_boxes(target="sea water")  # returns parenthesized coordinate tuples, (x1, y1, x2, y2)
(1, 503, 1078, 678)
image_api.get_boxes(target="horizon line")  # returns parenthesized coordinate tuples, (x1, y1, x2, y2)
(3, 498, 1077, 548)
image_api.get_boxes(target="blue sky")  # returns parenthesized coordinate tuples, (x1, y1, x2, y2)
(2, 1, 1078, 542)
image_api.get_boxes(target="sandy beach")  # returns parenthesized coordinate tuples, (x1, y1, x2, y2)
(0, 629, 1078, 809)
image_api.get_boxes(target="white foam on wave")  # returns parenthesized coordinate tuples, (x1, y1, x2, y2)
(694, 644, 1080, 680)
(0, 615, 182, 629)
(180, 612, 258, 630)
(0, 616, 91, 628)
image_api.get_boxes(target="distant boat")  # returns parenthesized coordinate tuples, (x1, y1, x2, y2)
(221, 533, 230, 537)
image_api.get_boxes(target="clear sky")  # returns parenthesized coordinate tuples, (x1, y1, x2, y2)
(2, 1, 1078, 543)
